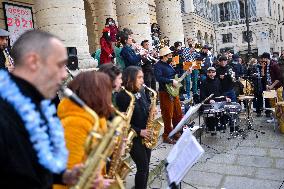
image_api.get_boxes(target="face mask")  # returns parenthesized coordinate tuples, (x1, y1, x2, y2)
(109, 22, 112, 25)
(167, 58, 173, 63)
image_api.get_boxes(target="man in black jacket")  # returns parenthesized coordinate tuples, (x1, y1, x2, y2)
(200, 67, 231, 103)
(216, 56, 237, 102)
(0, 30, 82, 189)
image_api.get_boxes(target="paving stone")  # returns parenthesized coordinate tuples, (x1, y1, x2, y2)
(222, 176, 281, 189)
(269, 149, 284, 158)
(183, 171, 223, 187)
(207, 153, 238, 164)
(228, 146, 268, 156)
(275, 158, 284, 169)
(255, 168, 284, 181)
(237, 155, 273, 168)
(191, 162, 255, 177)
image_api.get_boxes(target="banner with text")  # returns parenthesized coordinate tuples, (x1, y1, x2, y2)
(3, 3, 34, 45)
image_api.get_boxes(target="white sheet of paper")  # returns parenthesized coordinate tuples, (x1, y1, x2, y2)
(166, 129, 204, 185)
(169, 104, 201, 137)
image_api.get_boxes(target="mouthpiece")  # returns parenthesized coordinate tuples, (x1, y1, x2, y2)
(60, 87, 85, 108)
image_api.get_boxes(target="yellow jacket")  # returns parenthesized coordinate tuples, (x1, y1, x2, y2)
(53, 98, 108, 189)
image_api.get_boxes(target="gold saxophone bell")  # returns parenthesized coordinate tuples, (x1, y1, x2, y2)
(142, 84, 162, 149)
(105, 86, 136, 188)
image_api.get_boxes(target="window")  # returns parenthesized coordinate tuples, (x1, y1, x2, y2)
(222, 33, 233, 43)
(278, 4, 281, 20)
(219, 2, 230, 21)
(181, 0, 185, 13)
(242, 31, 253, 43)
(239, 0, 246, 19)
(280, 27, 283, 41)
(268, 0, 272, 16)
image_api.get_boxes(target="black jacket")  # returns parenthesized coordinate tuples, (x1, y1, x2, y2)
(116, 89, 150, 136)
(0, 50, 6, 69)
(200, 77, 222, 102)
(0, 74, 62, 189)
(216, 65, 234, 92)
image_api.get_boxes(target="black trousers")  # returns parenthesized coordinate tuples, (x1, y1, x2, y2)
(143, 68, 156, 91)
(130, 137, 151, 189)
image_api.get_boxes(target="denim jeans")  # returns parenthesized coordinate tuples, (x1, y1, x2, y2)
(185, 74, 191, 99)
(223, 89, 237, 102)
(191, 69, 199, 95)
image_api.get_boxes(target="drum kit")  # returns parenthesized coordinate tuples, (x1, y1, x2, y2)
(203, 95, 254, 138)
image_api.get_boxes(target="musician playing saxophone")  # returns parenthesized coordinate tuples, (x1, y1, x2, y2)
(154, 46, 191, 144)
(116, 66, 151, 189)
(54, 71, 114, 189)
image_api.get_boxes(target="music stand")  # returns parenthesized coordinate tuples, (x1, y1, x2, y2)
(169, 94, 214, 138)
(165, 129, 204, 188)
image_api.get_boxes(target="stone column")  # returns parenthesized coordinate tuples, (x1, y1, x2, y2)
(35, 0, 96, 68)
(116, 0, 151, 44)
(184, 0, 195, 13)
(94, 0, 115, 34)
(155, 0, 185, 46)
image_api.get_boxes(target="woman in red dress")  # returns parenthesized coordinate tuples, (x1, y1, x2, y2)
(100, 27, 114, 64)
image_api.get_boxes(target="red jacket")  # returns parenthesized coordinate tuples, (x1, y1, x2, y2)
(100, 37, 113, 64)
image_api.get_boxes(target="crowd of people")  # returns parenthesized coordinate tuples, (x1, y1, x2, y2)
(0, 16, 284, 189)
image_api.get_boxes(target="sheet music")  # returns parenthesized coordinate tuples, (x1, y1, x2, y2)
(169, 104, 201, 137)
(166, 129, 204, 185)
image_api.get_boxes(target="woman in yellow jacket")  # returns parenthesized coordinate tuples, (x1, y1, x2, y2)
(54, 71, 113, 189)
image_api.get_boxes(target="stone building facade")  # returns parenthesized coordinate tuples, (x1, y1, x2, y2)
(212, 0, 284, 56)
(182, 0, 284, 56)
(1, 0, 282, 67)
(0, 0, 185, 68)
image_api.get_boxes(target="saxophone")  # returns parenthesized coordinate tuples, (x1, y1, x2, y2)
(106, 87, 136, 188)
(142, 84, 162, 149)
(60, 87, 124, 189)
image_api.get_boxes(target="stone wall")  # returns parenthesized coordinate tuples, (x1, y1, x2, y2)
(183, 12, 215, 48)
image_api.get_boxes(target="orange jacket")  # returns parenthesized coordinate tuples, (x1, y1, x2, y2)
(53, 98, 107, 189)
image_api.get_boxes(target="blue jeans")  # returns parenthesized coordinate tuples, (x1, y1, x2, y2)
(191, 70, 199, 95)
(223, 89, 237, 102)
(185, 74, 191, 99)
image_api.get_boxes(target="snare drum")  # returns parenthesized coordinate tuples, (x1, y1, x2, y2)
(203, 108, 226, 131)
(224, 102, 242, 114)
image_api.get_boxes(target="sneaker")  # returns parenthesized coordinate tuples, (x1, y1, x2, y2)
(266, 118, 274, 123)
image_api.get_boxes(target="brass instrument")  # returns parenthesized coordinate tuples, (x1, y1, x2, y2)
(3, 48, 14, 72)
(60, 87, 124, 189)
(106, 87, 136, 188)
(142, 84, 162, 149)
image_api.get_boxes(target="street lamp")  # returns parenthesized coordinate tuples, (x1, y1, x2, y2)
(245, 0, 252, 60)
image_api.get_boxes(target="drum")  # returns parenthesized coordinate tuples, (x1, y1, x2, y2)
(239, 78, 254, 95)
(203, 108, 226, 132)
(224, 102, 242, 114)
(276, 102, 284, 134)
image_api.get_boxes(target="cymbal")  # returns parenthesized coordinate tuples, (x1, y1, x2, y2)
(214, 96, 226, 99)
(238, 95, 254, 100)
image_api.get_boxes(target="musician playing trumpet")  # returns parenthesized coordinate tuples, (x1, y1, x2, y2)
(154, 46, 192, 144)
(216, 56, 237, 102)
(0, 29, 14, 72)
(140, 40, 157, 91)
